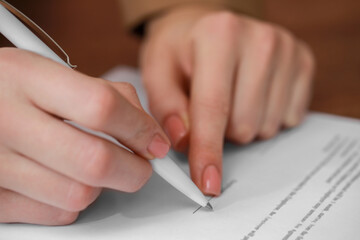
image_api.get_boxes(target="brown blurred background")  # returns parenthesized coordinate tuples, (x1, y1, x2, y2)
(1, 0, 359, 119)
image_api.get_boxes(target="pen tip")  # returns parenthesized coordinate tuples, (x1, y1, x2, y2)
(206, 203, 213, 211)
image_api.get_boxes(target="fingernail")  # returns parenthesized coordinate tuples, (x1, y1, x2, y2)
(202, 165, 221, 196)
(148, 134, 170, 159)
(164, 114, 188, 150)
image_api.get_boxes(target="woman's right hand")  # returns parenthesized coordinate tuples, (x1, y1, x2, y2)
(0, 48, 170, 225)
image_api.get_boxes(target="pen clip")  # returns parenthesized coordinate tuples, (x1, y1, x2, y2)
(0, 0, 77, 69)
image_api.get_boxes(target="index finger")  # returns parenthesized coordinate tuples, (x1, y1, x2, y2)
(7, 49, 170, 159)
(189, 23, 237, 196)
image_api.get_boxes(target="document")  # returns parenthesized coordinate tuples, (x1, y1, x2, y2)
(1, 67, 359, 240)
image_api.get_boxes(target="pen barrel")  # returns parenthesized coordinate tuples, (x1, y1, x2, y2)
(0, 5, 68, 67)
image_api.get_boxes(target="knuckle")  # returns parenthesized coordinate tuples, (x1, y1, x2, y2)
(196, 139, 220, 154)
(255, 24, 279, 56)
(280, 30, 296, 53)
(277, 25, 294, 40)
(0, 48, 20, 76)
(228, 119, 257, 144)
(301, 46, 316, 76)
(55, 211, 79, 225)
(86, 83, 118, 129)
(82, 140, 112, 184)
(196, 11, 240, 39)
(66, 183, 96, 211)
(133, 116, 157, 140)
(283, 114, 303, 128)
(259, 124, 279, 140)
(210, 11, 239, 30)
(199, 98, 230, 118)
(119, 82, 137, 94)
(126, 163, 152, 193)
(190, 138, 222, 168)
(118, 82, 142, 108)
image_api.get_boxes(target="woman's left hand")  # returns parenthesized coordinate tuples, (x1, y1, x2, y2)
(140, 5, 315, 196)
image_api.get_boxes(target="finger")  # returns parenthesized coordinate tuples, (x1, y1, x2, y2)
(226, 24, 278, 144)
(258, 30, 297, 139)
(108, 81, 143, 110)
(0, 150, 101, 212)
(4, 48, 169, 159)
(189, 18, 238, 196)
(0, 102, 152, 193)
(283, 42, 315, 127)
(141, 40, 190, 151)
(0, 188, 79, 225)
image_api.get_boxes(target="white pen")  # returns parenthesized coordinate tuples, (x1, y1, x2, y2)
(0, 1, 212, 210)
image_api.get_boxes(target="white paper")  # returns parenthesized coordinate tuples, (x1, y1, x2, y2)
(1, 67, 359, 240)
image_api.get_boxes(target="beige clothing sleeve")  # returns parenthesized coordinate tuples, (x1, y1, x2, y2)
(118, 0, 263, 31)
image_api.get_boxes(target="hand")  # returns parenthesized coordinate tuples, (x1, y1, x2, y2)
(141, 6, 315, 196)
(0, 48, 170, 225)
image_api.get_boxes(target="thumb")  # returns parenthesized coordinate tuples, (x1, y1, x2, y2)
(108, 81, 143, 110)
(141, 42, 190, 152)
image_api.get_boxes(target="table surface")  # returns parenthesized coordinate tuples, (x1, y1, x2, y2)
(1, 0, 359, 119)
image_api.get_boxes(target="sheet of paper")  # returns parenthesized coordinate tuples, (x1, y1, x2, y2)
(1, 67, 360, 240)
